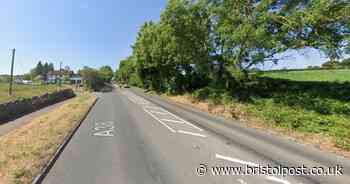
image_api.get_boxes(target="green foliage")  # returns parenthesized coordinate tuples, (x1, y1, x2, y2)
(98, 65, 114, 82)
(79, 67, 104, 91)
(129, 73, 143, 87)
(115, 56, 137, 85)
(118, 0, 349, 92)
(246, 98, 350, 150)
(190, 78, 350, 150)
(320, 57, 350, 69)
(192, 87, 211, 101)
(340, 58, 350, 68)
(31, 61, 54, 80)
(23, 73, 32, 81)
(193, 87, 230, 104)
(129, 0, 211, 92)
(0, 75, 10, 83)
(115, 0, 350, 150)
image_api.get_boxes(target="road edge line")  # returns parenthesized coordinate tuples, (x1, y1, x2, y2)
(31, 96, 99, 184)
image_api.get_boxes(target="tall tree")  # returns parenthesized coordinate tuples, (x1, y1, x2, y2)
(35, 61, 44, 77)
(80, 66, 104, 90)
(99, 66, 114, 82)
(209, 0, 288, 86)
(48, 63, 54, 72)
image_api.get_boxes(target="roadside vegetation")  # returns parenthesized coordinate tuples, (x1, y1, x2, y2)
(0, 93, 96, 184)
(115, 0, 350, 154)
(78, 66, 114, 91)
(190, 77, 350, 151)
(0, 83, 61, 103)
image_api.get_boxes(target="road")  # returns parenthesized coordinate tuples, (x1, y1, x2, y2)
(41, 88, 350, 184)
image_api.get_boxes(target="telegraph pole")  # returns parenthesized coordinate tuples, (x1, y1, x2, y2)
(59, 61, 62, 87)
(9, 49, 16, 95)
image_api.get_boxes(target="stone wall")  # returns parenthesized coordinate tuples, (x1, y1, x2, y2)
(0, 89, 75, 123)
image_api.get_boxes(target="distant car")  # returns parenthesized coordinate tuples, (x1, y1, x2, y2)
(124, 85, 130, 88)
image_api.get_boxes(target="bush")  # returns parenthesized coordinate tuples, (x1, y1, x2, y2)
(129, 73, 143, 88)
(187, 77, 350, 151)
(192, 87, 211, 101)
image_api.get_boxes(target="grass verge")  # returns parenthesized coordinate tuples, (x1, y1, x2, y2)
(0, 83, 65, 104)
(166, 92, 350, 159)
(0, 93, 96, 184)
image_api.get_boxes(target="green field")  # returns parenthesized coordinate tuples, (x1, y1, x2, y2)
(0, 83, 61, 103)
(262, 69, 350, 82)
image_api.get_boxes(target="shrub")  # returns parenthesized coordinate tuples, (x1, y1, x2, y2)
(129, 73, 143, 88)
(192, 87, 211, 101)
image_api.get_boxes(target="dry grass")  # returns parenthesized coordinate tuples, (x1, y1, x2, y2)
(0, 93, 96, 184)
(0, 83, 68, 104)
(166, 94, 350, 159)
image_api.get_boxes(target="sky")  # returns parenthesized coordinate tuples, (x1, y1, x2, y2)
(0, 0, 166, 75)
(0, 0, 330, 75)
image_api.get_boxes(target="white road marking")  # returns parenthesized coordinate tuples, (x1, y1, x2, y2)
(161, 119, 185, 124)
(143, 107, 176, 133)
(93, 122, 115, 137)
(128, 97, 139, 104)
(93, 130, 114, 137)
(215, 154, 259, 167)
(125, 91, 204, 134)
(177, 130, 207, 138)
(156, 107, 203, 131)
(237, 179, 248, 184)
(144, 105, 163, 110)
(149, 110, 169, 115)
(265, 176, 291, 184)
(123, 91, 150, 105)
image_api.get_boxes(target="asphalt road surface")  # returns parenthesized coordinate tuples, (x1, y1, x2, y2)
(42, 88, 350, 184)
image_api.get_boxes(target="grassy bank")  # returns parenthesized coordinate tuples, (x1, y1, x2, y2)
(262, 69, 350, 82)
(0, 93, 96, 184)
(166, 77, 350, 157)
(0, 83, 62, 104)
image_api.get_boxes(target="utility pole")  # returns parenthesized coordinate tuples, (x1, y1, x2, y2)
(9, 49, 16, 95)
(59, 61, 62, 87)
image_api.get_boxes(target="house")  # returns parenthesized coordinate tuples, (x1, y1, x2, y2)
(70, 74, 82, 85)
(46, 70, 82, 85)
(47, 71, 61, 83)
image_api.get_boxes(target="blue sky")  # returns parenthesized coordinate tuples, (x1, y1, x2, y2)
(0, 0, 329, 75)
(0, 0, 166, 75)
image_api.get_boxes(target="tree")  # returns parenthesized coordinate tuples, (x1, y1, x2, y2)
(160, 0, 212, 92)
(340, 58, 350, 69)
(209, 0, 294, 87)
(267, 0, 350, 61)
(48, 63, 54, 71)
(116, 57, 137, 84)
(118, 0, 350, 92)
(79, 66, 104, 91)
(35, 61, 44, 76)
(132, 0, 211, 92)
(322, 60, 340, 69)
(23, 73, 32, 80)
(32, 61, 54, 80)
(98, 66, 114, 82)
